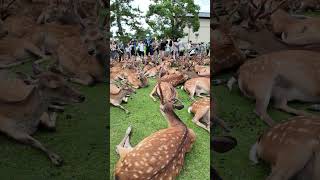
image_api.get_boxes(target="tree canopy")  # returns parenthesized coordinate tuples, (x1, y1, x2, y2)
(110, 0, 145, 42)
(146, 0, 200, 40)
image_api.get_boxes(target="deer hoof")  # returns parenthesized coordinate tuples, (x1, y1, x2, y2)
(49, 153, 63, 166)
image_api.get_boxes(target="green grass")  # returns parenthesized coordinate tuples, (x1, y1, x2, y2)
(212, 73, 320, 180)
(109, 79, 210, 180)
(0, 63, 107, 179)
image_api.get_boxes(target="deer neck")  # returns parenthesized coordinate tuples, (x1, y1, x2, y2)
(161, 108, 186, 127)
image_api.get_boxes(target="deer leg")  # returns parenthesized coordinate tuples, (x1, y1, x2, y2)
(188, 86, 197, 100)
(5, 130, 63, 166)
(117, 104, 130, 114)
(0, 55, 28, 68)
(149, 84, 158, 102)
(213, 115, 231, 132)
(254, 96, 275, 126)
(273, 98, 313, 117)
(116, 126, 133, 158)
(192, 109, 210, 132)
(40, 112, 57, 131)
(69, 74, 95, 86)
(24, 42, 48, 60)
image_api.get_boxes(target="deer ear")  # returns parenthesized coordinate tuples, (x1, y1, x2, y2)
(32, 63, 43, 75)
(41, 77, 59, 89)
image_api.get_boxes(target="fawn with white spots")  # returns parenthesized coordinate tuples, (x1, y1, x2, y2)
(250, 116, 320, 180)
(114, 81, 196, 180)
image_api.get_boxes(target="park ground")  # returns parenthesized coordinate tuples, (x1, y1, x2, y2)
(213, 10, 320, 178)
(0, 63, 107, 179)
(110, 79, 210, 180)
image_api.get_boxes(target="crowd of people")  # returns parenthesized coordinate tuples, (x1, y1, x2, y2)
(110, 35, 210, 63)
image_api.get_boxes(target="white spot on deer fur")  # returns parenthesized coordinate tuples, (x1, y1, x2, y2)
(297, 128, 309, 133)
(133, 174, 139, 178)
(134, 162, 140, 167)
(272, 134, 278, 141)
(147, 167, 153, 173)
(267, 131, 272, 137)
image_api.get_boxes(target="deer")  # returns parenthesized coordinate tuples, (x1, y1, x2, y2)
(194, 65, 210, 77)
(212, 136, 237, 180)
(110, 83, 135, 114)
(250, 116, 320, 180)
(114, 81, 196, 180)
(0, 36, 48, 68)
(188, 97, 210, 132)
(150, 81, 184, 110)
(228, 50, 320, 126)
(0, 64, 85, 166)
(160, 72, 189, 87)
(182, 77, 210, 100)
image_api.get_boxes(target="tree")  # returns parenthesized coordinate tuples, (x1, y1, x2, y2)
(146, 0, 200, 40)
(110, 0, 143, 42)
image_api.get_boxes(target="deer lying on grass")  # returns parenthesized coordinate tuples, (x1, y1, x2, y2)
(228, 50, 320, 126)
(0, 64, 84, 166)
(212, 136, 237, 180)
(0, 36, 48, 68)
(114, 82, 196, 179)
(160, 72, 188, 87)
(250, 116, 320, 180)
(110, 83, 135, 114)
(183, 77, 210, 99)
(188, 97, 210, 132)
(150, 81, 184, 109)
(194, 65, 210, 77)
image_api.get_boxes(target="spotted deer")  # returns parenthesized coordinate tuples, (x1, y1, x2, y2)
(250, 116, 320, 180)
(228, 50, 320, 126)
(160, 72, 188, 87)
(182, 77, 210, 99)
(188, 97, 210, 132)
(114, 82, 196, 180)
(150, 81, 184, 110)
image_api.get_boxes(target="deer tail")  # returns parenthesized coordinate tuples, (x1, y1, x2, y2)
(187, 106, 192, 114)
(249, 142, 259, 165)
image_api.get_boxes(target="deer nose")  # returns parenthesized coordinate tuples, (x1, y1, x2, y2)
(88, 49, 95, 55)
(79, 95, 85, 102)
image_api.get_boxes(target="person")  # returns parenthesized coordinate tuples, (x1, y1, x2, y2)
(118, 41, 124, 61)
(137, 40, 144, 58)
(165, 39, 171, 57)
(159, 39, 166, 59)
(110, 41, 117, 60)
(178, 38, 185, 57)
(172, 38, 179, 61)
(125, 42, 131, 60)
(152, 38, 159, 63)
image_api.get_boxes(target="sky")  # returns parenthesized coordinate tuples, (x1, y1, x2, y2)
(111, 0, 210, 36)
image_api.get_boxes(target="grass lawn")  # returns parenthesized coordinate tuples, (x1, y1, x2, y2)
(109, 78, 210, 180)
(213, 12, 320, 180)
(213, 73, 320, 179)
(0, 63, 107, 179)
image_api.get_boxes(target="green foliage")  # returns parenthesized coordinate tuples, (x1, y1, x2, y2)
(110, 0, 144, 41)
(146, 0, 200, 39)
